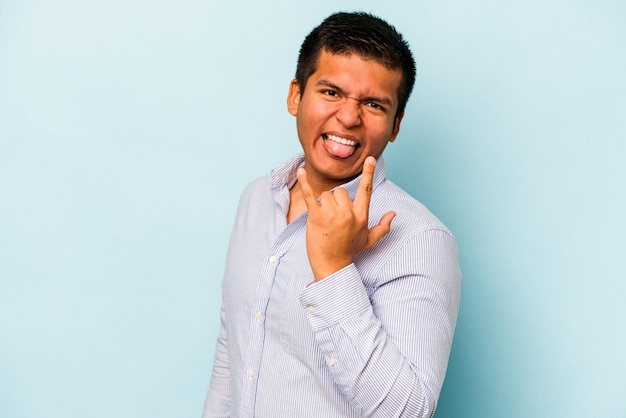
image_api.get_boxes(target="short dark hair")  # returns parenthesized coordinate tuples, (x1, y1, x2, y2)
(295, 12, 416, 116)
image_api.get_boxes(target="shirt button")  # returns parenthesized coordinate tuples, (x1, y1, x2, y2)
(327, 358, 336, 367)
(247, 369, 254, 378)
(307, 306, 316, 314)
(269, 256, 277, 263)
(255, 312, 263, 320)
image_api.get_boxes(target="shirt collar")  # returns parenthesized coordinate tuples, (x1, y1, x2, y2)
(270, 153, 387, 201)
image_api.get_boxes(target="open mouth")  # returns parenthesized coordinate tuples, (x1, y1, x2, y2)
(322, 133, 360, 158)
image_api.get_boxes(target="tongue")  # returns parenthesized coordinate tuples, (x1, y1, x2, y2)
(325, 138, 356, 158)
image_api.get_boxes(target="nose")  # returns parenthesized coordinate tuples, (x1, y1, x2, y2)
(335, 98, 362, 128)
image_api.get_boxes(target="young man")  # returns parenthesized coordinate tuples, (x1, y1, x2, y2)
(203, 12, 461, 417)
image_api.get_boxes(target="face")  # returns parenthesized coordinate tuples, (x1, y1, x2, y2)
(287, 50, 404, 192)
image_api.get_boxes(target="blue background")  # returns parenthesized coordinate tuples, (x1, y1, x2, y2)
(1, 1, 624, 417)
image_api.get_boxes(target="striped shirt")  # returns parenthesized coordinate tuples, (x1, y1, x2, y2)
(203, 154, 461, 417)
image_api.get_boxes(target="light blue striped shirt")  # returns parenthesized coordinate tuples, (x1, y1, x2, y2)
(203, 154, 461, 417)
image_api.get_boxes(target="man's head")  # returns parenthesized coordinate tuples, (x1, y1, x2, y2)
(295, 12, 416, 117)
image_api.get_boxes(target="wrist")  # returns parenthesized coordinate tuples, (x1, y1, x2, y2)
(310, 256, 353, 281)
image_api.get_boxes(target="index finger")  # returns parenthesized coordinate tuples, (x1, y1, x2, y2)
(354, 156, 376, 211)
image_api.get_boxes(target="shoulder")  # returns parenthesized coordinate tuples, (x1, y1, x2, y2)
(239, 154, 302, 202)
(372, 179, 454, 239)
(233, 175, 272, 218)
(240, 175, 270, 199)
(359, 180, 460, 288)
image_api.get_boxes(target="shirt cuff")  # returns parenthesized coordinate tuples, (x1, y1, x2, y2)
(298, 263, 371, 331)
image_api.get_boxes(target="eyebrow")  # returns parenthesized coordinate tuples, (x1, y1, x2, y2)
(315, 79, 394, 107)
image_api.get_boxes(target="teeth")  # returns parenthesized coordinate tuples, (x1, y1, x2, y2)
(326, 134, 356, 146)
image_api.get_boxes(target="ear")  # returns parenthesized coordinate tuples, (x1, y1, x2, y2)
(287, 79, 301, 116)
(389, 112, 404, 143)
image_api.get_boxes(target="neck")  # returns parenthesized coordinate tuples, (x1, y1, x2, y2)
(287, 181, 308, 224)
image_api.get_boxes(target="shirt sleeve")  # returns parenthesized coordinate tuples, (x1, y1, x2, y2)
(298, 228, 461, 417)
(202, 305, 231, 418)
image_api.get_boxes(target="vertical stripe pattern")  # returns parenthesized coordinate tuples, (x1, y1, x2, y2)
(203, 154, 461, 418)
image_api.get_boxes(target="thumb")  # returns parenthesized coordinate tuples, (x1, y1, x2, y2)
(365, 211, 396, 250)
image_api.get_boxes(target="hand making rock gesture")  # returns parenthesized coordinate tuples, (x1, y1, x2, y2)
(297, 156, 397, 281)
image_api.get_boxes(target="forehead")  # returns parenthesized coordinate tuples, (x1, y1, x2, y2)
(309, 50, 403, 104)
